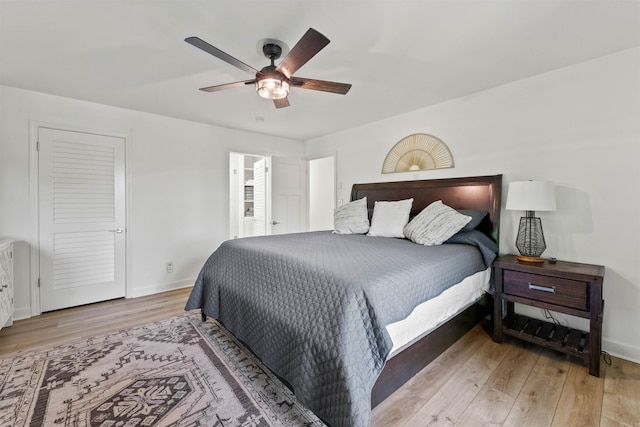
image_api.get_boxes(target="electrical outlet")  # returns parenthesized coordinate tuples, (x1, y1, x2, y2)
(166, 262, 173, 273)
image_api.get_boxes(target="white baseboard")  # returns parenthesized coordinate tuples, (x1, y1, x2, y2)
(13, 307, 32, 321)
(11, 281, 194, 321)
(12, 284, 640, 366)
(129, 278, 195, 299)
(603, 338, 640, 365)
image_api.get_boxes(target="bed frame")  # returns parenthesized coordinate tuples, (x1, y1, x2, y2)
(350, 174, 502, 407)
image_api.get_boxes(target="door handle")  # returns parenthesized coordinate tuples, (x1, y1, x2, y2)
(271, 221, 280, 226)
(108, 228, 124, 233)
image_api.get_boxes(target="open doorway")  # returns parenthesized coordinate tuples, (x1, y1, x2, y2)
(230, 153, 329, 238)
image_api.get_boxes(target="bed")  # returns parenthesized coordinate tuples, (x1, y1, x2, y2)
(185, 174, 502, 427)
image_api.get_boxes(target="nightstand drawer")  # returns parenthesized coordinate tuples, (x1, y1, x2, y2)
(503, 270, 588, 311)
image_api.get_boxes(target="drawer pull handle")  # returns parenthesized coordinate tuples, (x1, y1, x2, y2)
(528, 283, 556, 294)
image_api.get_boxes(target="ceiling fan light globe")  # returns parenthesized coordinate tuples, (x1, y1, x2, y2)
(257, 78, 290, 100)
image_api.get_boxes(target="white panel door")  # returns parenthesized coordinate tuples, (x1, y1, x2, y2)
(308, 156, 335, 231)
(38, 127, 126, 312)
(270, 157, 307, 235)
(253, 158, 267, 236)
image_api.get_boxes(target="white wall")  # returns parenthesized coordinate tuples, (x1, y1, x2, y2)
(0, 85, 304, 317)
(305, 48, 640, 363)
(1, 48, 638, 363)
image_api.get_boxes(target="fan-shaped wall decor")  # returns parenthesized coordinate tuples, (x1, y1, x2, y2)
(382, 133, 454, 174)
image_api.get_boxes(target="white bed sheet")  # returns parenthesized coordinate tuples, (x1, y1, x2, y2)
(386, 267, 491, 357)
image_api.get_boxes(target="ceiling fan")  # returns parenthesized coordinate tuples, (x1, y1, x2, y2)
(185, 28, 352, 109)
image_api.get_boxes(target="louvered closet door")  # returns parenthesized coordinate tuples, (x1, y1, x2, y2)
(39, 128, 126, 312)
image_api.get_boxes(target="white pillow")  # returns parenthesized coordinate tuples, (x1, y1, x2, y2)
(333, 197, 370, 234)
(403, 200, 472, 245)
(367, 199, 413, 238)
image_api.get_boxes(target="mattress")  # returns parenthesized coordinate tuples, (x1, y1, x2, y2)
(387, 267, 491, 356)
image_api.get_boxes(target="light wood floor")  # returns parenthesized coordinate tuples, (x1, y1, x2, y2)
(0, 287, 191, 355)
(1, 288, 638, 426)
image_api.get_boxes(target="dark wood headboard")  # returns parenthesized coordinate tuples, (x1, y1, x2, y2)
(350, 174, 502, 242)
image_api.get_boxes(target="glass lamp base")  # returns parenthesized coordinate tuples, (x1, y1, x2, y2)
(515, 214, 547, 262)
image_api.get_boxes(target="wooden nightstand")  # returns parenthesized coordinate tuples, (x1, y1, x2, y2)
(492, 254, 605, 377)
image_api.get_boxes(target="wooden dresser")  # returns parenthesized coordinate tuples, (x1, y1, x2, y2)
(0, 240, 14, 330)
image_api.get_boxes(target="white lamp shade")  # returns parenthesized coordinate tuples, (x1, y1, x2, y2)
(506, 181, 556, 212)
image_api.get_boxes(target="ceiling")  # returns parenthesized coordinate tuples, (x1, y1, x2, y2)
(1, 1, 639, 141)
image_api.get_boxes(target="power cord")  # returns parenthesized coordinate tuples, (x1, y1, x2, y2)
(544, 309, 612, 367)
(544, 309, 561, 325)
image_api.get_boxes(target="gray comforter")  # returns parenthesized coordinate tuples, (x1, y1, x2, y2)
(185, 231, 494, 426)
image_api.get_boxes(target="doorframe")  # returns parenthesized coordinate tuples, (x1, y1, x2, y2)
(228, 150, 273, 239)
(28, 121, 131, 317)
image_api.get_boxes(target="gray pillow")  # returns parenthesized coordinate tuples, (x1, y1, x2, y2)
(458, 209, 488, 231)
(404, 200, 472, 245)
(333, 197, 370, 234)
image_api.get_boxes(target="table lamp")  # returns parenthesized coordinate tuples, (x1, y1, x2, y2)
(506, 180, 556, 263)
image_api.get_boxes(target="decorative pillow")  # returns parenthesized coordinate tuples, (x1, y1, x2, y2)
(367, 199, 414, 238)
(458, 209, 488, 231)
(333, 197, 370, 234)
(404, 200, 472, 245)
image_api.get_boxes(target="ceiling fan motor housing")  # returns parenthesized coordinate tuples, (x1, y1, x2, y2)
(262, 43, 283, 61)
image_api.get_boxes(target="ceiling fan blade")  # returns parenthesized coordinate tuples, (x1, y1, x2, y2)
(199, 80, 255, 92)
(276, 28, 330, 78)
(273, 97, 290, 109)
(185, 36, 259, 76)
(290, 77, 352, 95)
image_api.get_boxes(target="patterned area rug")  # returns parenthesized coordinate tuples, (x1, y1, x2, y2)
(0, 312, 326, 426)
